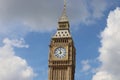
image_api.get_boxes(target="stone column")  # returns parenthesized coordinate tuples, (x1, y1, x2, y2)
(67, 67, 72, 80)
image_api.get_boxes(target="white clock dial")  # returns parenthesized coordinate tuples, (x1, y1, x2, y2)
(54, 47, 66, 59)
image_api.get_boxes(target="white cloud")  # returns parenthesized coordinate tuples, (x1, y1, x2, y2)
(91, 0, 107, 18)
(3, 38, 29, 48)
(92, 71, 113, 80)
(68, 0, 107, 24)
(0, 38, 35, 80)
(81, 60, 91, 72)
(92, 7, 120, 80)
(0, 0, 108, 37)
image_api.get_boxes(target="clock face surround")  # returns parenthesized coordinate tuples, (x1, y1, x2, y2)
(54, 47, 66, 59)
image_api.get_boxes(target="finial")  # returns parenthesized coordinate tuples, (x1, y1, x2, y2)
(59, 0, 69, 22)
(64, 0, 66, 9)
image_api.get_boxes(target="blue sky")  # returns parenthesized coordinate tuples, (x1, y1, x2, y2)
(0, 0, 120, 80)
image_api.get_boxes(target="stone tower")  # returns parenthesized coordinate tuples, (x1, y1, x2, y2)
(48, 0, 76, 80)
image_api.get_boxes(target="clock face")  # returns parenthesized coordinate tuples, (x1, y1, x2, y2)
(54, 47, 66, 59)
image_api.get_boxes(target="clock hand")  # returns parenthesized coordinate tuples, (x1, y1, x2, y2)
(60, 48, 62, 54)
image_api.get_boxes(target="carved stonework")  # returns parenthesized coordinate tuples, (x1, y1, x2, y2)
(48, 0, 76, 80)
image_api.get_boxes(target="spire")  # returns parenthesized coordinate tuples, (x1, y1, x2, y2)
(59, 0, 69, 22)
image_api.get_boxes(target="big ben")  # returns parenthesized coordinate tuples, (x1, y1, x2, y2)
(48, 0, 76, 80)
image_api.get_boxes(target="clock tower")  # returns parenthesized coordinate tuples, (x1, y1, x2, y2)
(48, 0, 76, 80)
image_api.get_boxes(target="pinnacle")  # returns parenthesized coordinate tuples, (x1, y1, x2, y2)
(59, 0, 69, 22)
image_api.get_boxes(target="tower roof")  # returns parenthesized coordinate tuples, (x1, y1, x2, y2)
(59, 0, 69, 22)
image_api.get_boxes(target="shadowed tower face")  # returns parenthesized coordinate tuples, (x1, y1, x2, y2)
(48, 0, 76, 80)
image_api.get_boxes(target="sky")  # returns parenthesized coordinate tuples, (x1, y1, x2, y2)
(0, 0, 120, 80)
